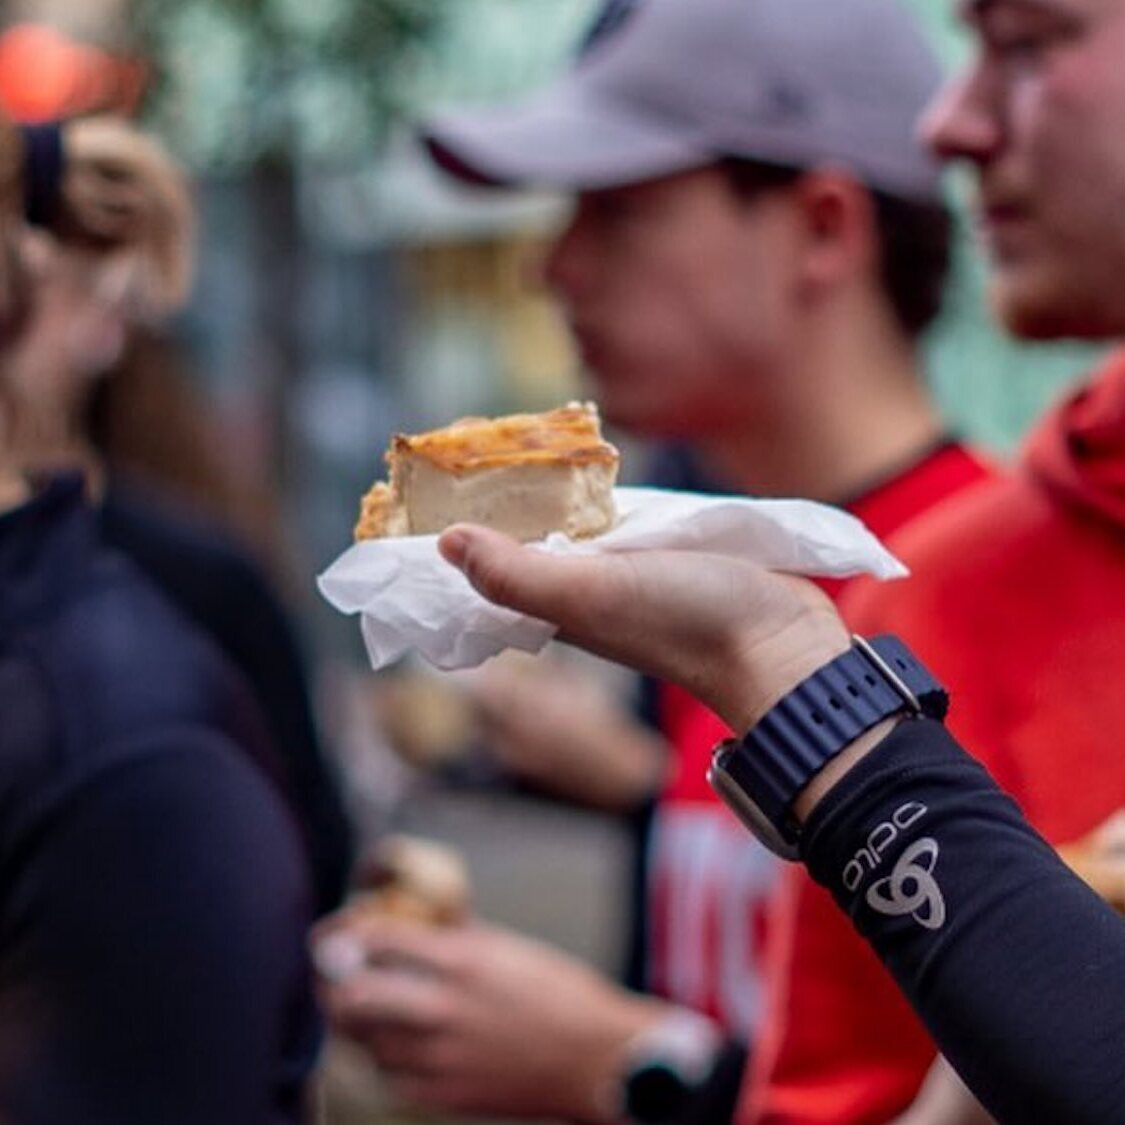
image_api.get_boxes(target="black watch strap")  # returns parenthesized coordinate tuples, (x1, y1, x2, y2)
(709, 635, 947, 859)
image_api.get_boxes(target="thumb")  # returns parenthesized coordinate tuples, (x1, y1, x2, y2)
(438, 524, 592, 628)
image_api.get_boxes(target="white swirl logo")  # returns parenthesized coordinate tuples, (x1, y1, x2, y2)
(865, 838, 946, 931)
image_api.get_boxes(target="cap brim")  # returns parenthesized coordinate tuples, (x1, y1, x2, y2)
(423, 83, 710, 191)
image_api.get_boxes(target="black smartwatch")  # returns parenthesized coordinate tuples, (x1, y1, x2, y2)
(708, 635, 947, 859)
(618, 1011, 723, 1124)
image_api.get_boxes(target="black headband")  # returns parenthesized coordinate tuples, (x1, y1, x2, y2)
(20, 122, 65, 228)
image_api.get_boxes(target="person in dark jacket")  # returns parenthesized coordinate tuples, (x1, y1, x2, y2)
(12, 114, 354, 914)
(0, 113, 320, 1124)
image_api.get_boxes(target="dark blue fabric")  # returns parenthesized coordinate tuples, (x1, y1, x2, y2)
(0, 476, 319, 1123)
(803, 719, 1125, 1124)
(99, 481, 355, 914)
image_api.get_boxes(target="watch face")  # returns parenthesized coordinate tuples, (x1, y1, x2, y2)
(624, 1061, 692, 1123)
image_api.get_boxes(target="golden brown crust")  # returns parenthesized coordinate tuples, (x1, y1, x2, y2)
(354, 481, 395, 540)
(392, 403, 618, 475)
(351, 837, 470, 928)
(354, 402, 619, 542)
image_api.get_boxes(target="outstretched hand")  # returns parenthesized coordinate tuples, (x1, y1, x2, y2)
(439, 525, 851, 737)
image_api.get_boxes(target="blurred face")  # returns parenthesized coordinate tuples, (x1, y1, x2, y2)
(924, 0, 1125, 338)
(542, 167, 802, 440)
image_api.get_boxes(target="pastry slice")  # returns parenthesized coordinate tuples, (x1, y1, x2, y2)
(355, 836, 470, 927)
(355, 402, 619, 542)
(312, 837, 470, 982)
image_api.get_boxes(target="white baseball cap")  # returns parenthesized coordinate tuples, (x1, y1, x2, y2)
(425, 0, 944, 202)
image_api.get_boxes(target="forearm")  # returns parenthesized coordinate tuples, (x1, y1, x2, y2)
(798, 718, 1125, 1125)
(435, 531, 1125, 1118)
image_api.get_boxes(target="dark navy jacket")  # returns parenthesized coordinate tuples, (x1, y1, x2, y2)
(100, 481, 354, 915)
(0, 476, 319, 1123)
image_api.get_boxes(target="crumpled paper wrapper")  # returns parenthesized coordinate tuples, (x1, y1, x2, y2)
(318, 487, 907, 672)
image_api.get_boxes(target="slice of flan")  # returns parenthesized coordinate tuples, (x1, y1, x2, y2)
(354, 402, 619, 542)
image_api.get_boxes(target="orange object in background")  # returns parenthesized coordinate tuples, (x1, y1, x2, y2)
(0, 23, 145, 123)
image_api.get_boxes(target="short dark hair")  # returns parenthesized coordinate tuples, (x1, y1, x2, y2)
(720, 157, 953, 341)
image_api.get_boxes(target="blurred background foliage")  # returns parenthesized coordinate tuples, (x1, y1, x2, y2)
(131, 0, 442, 168)
(130, 0, 604, 170)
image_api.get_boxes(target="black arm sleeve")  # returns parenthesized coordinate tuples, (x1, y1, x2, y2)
(0, 734, 320, 1125)
(801, 719, 1125, 1125)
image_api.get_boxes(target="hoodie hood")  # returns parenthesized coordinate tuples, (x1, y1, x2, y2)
(1023, 349, 1125, 529)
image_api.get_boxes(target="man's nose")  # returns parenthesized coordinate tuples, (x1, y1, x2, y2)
(541, 204, 597, 302)
(541, 229, 577, 298)
(919, 64, 1004, 166)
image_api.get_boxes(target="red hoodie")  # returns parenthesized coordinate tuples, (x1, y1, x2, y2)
(746, 351, 1125, 1124)
(645, 440, 993, 1039)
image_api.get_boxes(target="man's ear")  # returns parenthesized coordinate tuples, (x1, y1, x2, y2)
(790, 168, 879, 294)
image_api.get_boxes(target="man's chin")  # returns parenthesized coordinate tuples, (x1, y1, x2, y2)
(990, 278, 1125, 342)
(596, 394, 692, 442)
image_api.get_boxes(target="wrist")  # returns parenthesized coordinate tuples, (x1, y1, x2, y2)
(717, 606, 852, 736)
(605, 1004, 725, 1125)
(710, 636, 947, 859)
(573, 992, 673, 1124)
(790, 716, 902, 822)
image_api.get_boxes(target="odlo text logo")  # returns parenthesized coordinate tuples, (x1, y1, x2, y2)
(842, 803, 946, 932)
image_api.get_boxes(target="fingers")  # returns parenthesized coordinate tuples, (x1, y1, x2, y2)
(364, 1026, 462, 1082)
(313, 913, 473, 990)
(322, 966, 453, 1036)
(1094, 810, 1125, 851)
(439, 525, 604, 634)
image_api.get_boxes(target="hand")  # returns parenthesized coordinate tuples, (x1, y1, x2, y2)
(463, 651, 670, 811)
(1058, 810, 1125, 913)
(439, 525, 851, 739)
(314, 912, 670, 1122)
(59, 116, 194, 318)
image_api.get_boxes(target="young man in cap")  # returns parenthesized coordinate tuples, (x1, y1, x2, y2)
(319, 1, 992, 1120)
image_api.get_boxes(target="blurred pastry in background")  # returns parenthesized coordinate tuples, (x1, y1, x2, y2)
(351, 834, 471, 928)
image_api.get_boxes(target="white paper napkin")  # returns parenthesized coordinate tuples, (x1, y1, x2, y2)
(318, 487, 907, 672)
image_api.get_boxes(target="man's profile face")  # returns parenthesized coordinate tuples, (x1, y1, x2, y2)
(924, 0, 1125, 339)
(542, 167, 801, 441)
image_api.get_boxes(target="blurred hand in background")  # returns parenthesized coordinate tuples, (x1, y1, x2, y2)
(463, 651, 670, 813)
(316, 910, 671, 1123)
